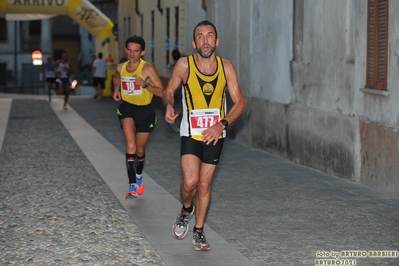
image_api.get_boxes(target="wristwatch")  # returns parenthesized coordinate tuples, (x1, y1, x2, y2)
(143, 81, 149, 88)
(220, 119, 229, 129)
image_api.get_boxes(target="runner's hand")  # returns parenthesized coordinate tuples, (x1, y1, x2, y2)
(165, 104, 178, 123)
(202, 122, 224, 145)
(113, 91, 121, 101)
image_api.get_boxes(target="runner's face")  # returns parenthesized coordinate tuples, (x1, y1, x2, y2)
(193, 25, 219, 58)
(125, 42, 144, 62)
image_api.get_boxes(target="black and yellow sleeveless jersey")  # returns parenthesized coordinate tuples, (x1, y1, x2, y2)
(180, 55, 227, 141)
(120, 59, 153, 106)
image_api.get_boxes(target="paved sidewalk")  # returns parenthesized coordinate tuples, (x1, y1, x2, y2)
(1, 94, 399, 266)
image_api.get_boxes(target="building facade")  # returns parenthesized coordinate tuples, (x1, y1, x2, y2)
(121, 0, 399, 198)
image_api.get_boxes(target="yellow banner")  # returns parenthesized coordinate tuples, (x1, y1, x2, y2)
(68, 0, 113, 37)
(1, 0, 114, 37)
(5, 0, 70, 15)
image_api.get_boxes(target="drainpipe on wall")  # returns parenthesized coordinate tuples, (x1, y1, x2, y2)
(202, 0, 207, 11)
(135, 0, 142, 16)
(157, 0, 163, 14)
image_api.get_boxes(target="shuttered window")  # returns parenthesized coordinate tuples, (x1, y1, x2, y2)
(366, 0, 388, 90)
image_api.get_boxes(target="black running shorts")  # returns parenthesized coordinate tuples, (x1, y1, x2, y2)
(117, 102, 157, 132)
(93, 77, 105, 89)
(46, 78, 56, 84)
(181, 136, 225, 165)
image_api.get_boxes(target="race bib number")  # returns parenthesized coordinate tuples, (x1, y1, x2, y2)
(121, 76, 142, 95)
(189, 109, 220, 135)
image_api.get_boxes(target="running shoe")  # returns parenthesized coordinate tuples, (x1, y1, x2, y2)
(172, 206, 195, 239)
(136, 177, 145, 195)
(125, 183, 137, 198)
(192, 230, 211, 251)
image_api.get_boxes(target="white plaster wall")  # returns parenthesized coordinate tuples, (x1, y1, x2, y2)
(207, 0, 293, 104)
(290, 0, 362, 181)
(184, 1, 206, 56)
(205, 0, 293, 146)
(298, 0, 354, 114)
(250, 0, 293, 103)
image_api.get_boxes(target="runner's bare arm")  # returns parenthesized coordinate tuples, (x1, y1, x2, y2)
(139, 64, 164, 97)
(221, 59, 245, 125)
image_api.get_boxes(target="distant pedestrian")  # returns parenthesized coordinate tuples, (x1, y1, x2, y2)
(53, 52, 72, 110)
(92, 52, 107, 99)
(43, 56, 56, 102)
(112, 35, 164, 198)
(167, 49, 183, 132)
(167, 49, 181, 73)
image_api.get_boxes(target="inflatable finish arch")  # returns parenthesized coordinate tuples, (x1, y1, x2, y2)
(0, 0, 114, 37)
(0, 0, 117, 97)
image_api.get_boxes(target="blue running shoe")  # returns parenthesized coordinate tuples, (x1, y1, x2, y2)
(125, 183, 137, 198)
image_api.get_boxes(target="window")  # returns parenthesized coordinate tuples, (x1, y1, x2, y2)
(0, 19, 7, 41)
(366, 0, 388, 90)
(30, 20, 41, 35)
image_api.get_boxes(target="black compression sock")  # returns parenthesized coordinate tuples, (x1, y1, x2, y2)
(182, 203, 194, 214)
(194, 227, 203, 233)
(136, 154, 145, 175)
(126, 153, 136, 184)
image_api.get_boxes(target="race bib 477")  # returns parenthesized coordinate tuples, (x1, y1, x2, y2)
(189, 108, 220, 135)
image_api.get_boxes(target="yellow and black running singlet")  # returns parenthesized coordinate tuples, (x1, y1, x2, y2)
(120, 59, 153, 106)
(180, 55, 227, 141)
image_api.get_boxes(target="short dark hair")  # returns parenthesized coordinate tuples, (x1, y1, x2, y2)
(98, 52, 103, 59)
(193, 20, 218, 41)
(125, 35, 146, 50)
(171, 49, 181, 61)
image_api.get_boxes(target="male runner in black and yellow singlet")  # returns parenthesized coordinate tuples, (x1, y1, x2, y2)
(113, 35, 164, 198)
(163, 21, 246, 251)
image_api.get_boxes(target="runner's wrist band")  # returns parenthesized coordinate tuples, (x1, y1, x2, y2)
(220, 119, 228, 129)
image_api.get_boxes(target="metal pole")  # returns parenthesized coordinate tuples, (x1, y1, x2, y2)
(14, 21, 18, 87)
